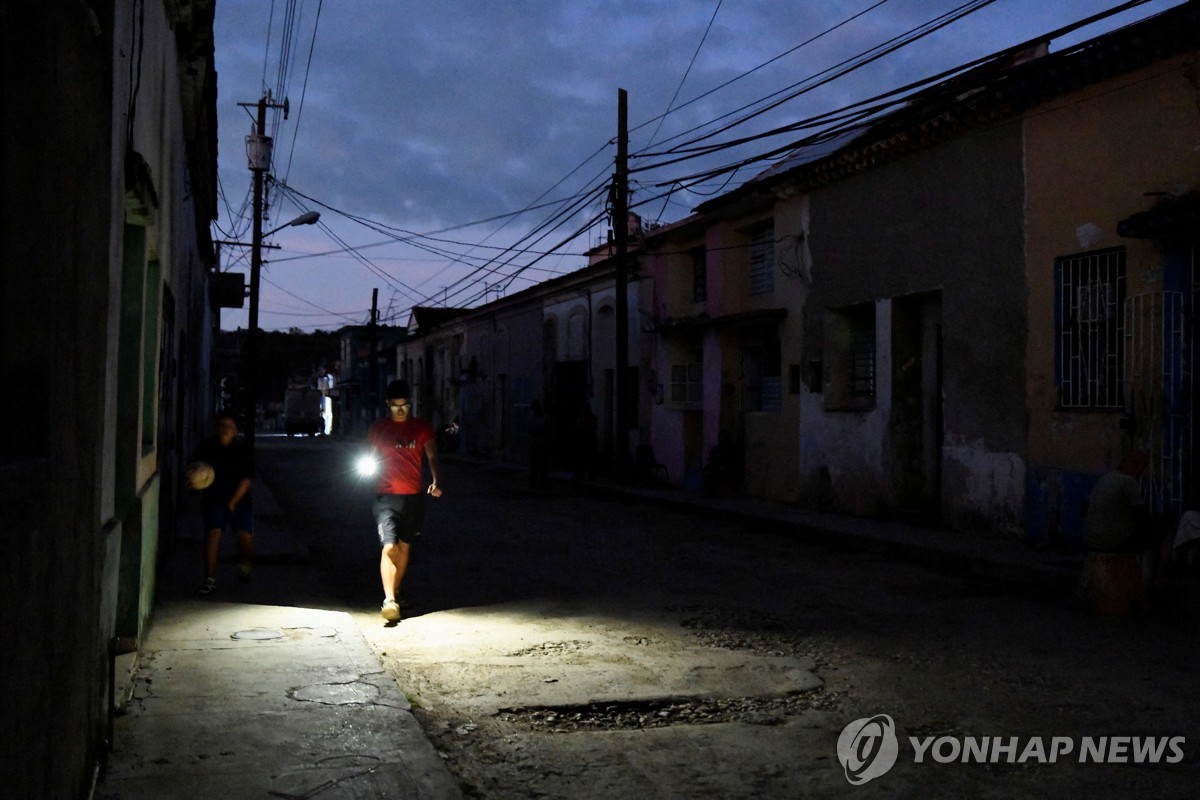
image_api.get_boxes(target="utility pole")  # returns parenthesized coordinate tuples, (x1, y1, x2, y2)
(239, 90, 291, 455)
(369, 288, 379, 418)
(613, 88, 630, 478)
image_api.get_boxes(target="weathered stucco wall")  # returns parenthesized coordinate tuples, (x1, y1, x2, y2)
(1023, 50, 1200, 546)
(804, 121, 1028, 533)
(1025, 52, 1200, 471)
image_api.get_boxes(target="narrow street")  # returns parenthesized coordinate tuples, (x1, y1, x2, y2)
(247, 436, 1197, 799)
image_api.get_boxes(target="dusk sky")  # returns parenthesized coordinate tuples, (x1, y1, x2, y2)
(211, 0, 1186, 332)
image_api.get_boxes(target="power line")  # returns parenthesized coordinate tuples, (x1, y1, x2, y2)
(635, 0, 1000, 168)
(282, 0, 323, 184)
(630, 0, 894, 152)
(639, 0, 723, 159)
(629, 0, 1156, 190)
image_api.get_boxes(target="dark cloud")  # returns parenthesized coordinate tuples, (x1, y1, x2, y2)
(215, 0, 1184, 330)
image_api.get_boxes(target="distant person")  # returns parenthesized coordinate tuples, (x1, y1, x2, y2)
(367, 380, 443, 623)
(191, 411, 254, 595)
(528, 400, 550, 491)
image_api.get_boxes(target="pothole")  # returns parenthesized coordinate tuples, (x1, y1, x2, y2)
(504, 640, 593, 658)
(497, 689, 842, 732)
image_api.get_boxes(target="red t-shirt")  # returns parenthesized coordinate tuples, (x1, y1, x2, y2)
(367, 417, 435, 494)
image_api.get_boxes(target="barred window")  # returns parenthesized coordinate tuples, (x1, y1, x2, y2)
(824, 303, 875, 412)
(1055, 248, 1125, 409)
(748, 227, 774, 295)
(849, 319, 876, 398)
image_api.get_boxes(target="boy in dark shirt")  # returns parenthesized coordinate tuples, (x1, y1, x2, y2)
(191, 411, 254, 595)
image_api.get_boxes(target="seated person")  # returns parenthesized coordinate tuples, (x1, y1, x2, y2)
(1083, 451, 1151, 554)
(1083, 450, 1171, 594)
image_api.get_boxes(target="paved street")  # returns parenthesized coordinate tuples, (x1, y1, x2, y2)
(212, 436, 1199, 799)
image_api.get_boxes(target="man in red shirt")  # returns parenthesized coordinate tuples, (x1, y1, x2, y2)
(368, 380, 443, 622)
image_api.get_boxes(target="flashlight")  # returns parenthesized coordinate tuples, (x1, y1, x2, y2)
(355, 454, 379, 477)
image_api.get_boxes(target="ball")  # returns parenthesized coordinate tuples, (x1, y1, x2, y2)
(186, 461, 215, 490)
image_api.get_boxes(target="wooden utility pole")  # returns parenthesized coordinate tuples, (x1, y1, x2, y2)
(244, 93, 270, 456)
(369, 288, 379, 417)
(614, 88, 630, 477)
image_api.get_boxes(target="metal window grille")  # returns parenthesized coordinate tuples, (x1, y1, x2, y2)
(670, 363, 702, 403)
(748, 228, 774, 295)
(1125, 291, 1185, 514)
(1056, 248, 1125, 408)
(760, 377, 782, 412)
(849, 311, 875, 397)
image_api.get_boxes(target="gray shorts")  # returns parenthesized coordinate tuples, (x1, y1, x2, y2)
(373, 493, 424, 545)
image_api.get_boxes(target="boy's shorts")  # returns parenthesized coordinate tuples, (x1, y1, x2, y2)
(373, 493, 424, 545)
(201, 498, 254, 533)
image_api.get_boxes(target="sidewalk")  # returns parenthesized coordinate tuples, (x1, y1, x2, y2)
(597, 477, 1200, 608)
(457, 453, 1200, 612)
(96, 479, 462, 800)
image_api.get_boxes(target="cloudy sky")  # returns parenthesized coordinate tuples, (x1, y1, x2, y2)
(211, 0, 1186, 332)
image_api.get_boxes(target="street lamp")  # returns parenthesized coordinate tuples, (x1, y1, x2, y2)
(265, 211, 320, 236)
(243, 209, 321, 452)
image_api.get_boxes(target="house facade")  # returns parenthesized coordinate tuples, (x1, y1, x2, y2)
(1024, 21, 1200, 546)
(337, 323, 403, 436)
(1, 2, 218, 797)
(645, 191, 809, 497)
(642, 2, 1200, 544)
(396, 257, 648, 473)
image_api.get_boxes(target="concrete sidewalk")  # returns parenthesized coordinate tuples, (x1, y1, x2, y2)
(459, 453, 1200, 612)
(96, 478, 462, 800)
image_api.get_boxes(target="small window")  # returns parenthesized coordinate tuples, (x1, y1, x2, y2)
(748, 227, 775, 295)
(824, 304, 875, 411)
(849, 323, 875, 398)
(670, 362, 702, 403)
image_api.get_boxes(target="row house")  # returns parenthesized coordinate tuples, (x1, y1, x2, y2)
(646, 2, 1200, 543)
(337, 323, 404, 436)
(645, 191, 808, 497)
(396, 252, 649, 472)
(399, 306, 466, 436)
(1, 2, 219, 796)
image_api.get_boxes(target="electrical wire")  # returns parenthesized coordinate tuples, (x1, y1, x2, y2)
(632, 0, 1156, 189)
(633, 0, 1000, 169)
(631, 0, 894, 153)
(282, 0, 323, 185)
(639, 0, 723, 158)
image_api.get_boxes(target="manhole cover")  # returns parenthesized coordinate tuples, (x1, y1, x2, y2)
(231, 627, 285, 641)
(289, 681, 380, 705)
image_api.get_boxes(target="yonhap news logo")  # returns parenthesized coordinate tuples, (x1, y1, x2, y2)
(836, 715, 1186, 786)
(837, 715, 899, 785)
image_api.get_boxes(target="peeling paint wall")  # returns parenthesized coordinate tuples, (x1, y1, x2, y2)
(942, 441, 1027, 535)
(804, 122, 1028, 532)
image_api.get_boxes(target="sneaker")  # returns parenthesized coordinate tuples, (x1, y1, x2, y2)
(238, 561, 253, 582)
(380, 599, 401, 622)
(196, 577, 216, 596)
